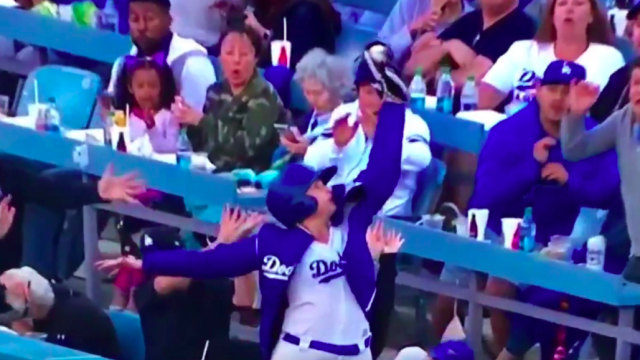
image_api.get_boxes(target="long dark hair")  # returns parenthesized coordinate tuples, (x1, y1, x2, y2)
(113, 57, 177, 111)
(535, 0, 613, 45)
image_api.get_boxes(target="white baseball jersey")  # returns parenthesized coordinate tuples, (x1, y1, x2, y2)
(281, 226, 370, 347)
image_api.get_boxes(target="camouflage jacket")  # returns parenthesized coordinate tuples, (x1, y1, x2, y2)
(187, 72, 289, 173)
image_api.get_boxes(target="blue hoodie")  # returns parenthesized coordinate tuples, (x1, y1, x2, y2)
(139, 102, 406, 360)
(470, 101, 620, 246)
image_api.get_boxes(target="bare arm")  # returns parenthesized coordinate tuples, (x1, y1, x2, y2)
(451, 56, 493, 88)
(153, 277, 191, 296)
(404, 44, 448, 78)
(478, 82, 508, 110)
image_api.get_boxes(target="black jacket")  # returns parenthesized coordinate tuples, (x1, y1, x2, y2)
(0, 154, 103, 274)
(33, 285, 122, 359)
(592, 64, 630, 123)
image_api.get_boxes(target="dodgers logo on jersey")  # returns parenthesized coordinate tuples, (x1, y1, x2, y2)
(262, 255, 294, 281)
(310, 257, 346, 284)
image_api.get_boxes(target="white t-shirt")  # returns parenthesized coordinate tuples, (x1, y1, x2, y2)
(482, 40, 625, 113)
(281, 227, 370, 347)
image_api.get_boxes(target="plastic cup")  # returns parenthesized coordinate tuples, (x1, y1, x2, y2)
(468, 209, 489, 241)
(501, 218, 522, 250)
(270, 40, 292, 67)
(177, 151, 192, 169)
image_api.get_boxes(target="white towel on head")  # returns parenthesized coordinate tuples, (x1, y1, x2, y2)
(394, 347, 430, 360)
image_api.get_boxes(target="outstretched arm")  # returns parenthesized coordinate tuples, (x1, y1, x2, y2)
(561, 113, 619, 161)
(344, 102, 406, 313)
(143, 236, 260, 280)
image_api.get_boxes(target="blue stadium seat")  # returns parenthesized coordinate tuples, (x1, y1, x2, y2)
(208, 56, 223, 81)
(108, 309, 145, 360)
(336, 24, 377, 65)
(16, 65, 102, 129)
(412, 158, 447, 217)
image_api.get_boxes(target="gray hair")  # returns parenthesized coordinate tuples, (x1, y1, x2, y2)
(294, 48, 354, 101)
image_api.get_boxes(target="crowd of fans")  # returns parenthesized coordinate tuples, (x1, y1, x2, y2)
(0, 0, 637, 359)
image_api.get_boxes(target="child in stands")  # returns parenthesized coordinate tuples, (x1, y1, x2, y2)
(114, 52, 180, 153)
(110, 52, 184, 311)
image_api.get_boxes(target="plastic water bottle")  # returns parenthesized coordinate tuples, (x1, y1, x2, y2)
(460, 75, 478, 111)
(176, 128, 193, 169)
(586, 235, 606, 271)
(99, 0, 118, 32)
(44, 97, 61, 133)
(408, 68, 426, 111)
(520, 207, 536, 252)
(436, 67, 454, 114)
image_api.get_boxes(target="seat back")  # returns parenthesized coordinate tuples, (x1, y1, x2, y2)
(335, 24, 377, 65)
(614, 36, 636, 63)
(17, 65, 102, 129)
(108, 309, 146, 360)
(412, 158, 447, 217)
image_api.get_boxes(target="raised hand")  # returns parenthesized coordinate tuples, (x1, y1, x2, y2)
(383, 229, 405, 254)
(333, 114, 358, 148)
(542, 162, 569, 185)
(568, 80, 599, 116)
(98, 164, 147, 204)
(171, 96, 203, 126)
(211, 206, 266, 249)
(366, 221, 386, 260)
(533, 136, 557, 164)
(95, 256, 142, 277)
(0, 195, 15, 240)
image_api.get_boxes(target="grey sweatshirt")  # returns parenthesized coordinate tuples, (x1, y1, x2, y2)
(561, 104, 640, 256)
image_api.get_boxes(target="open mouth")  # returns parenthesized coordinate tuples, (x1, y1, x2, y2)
(563, 18, 574, 24)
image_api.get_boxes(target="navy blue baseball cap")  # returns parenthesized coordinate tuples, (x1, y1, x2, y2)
(266, 164, 337, 228)
(540, 60, 586, 86)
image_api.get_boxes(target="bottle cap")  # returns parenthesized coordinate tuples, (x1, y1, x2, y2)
(415, 67, 423, 76)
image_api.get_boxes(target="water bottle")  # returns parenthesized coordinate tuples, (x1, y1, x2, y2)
(460, 75, 478, 111)
(520, 207, 536, 252)
(104, 111, 113, 147)
(436, 67, 454, 114)
(44, 97, 60, 133)
(176, 128, 193, 169)
(586, 235, 606, 271)
(408, 68, 426, 111)
(99, 0, 118, 32)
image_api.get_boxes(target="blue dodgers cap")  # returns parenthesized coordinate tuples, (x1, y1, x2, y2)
(431, 341, 474, 360)
(266, 164, 337, 228)
(540, 60, 586, 86)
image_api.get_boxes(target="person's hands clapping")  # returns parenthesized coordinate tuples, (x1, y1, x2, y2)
(533, 136, 557, 164)
(206, 206, 266, 250)
(171, 96, 203, 126)
(542, 162, 569, 185)
(410, 8, 442, 34)
(568, 80, 599, 116)
(333, 114, 358, 148)
(98, 164, 147, 204)
(0, 195, 15, 240)
(442, 39, 475, 69)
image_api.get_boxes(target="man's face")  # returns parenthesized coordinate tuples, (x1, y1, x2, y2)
(129, 2, 172, 52)
(305, 181, 336, 218)
(629, 68, 640, 117)
(536, 83, 571, 121)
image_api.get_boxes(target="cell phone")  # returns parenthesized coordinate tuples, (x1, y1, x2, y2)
(274, 124, 289, 135)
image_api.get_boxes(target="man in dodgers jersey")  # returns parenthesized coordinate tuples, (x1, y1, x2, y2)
(97, 46, 408, 360)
